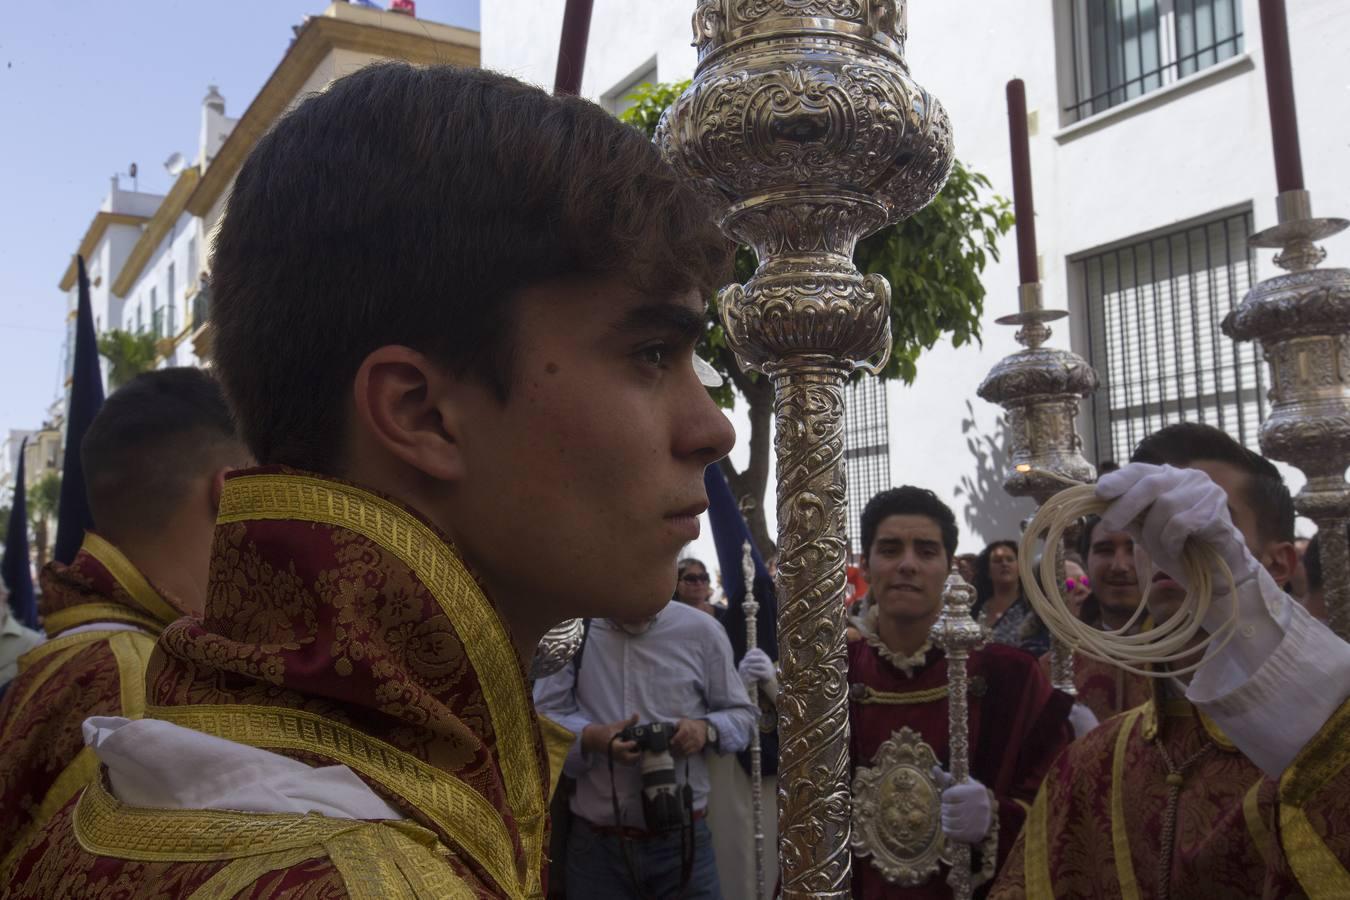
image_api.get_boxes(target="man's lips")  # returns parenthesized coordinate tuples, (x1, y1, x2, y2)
(666, 501, 709, 519)
(665, 502, 707, 540)
(1151, 571, 1181, 590)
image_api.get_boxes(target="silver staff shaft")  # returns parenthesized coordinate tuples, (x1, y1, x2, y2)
(741, 540, 767, 900)
(931, 565, 985, 900)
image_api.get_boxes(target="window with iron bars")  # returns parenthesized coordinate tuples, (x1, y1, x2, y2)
(1078, 210, 1266, 466)
(1065, 0, 1243, 121)
(844, 377, 891, 559)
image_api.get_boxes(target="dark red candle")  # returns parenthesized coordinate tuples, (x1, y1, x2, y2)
(553, 0, 595, 96)
(1006, 79, 1039, 286)
(1259, 0, 1305, 193)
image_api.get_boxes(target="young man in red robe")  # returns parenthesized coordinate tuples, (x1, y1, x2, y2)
(0, 368, 248, 865)
(1037, 516, 1152, 724)
(3, 64, 735, 898)
(847, 486, 1074, 899)
(991, 423, 1350, 898)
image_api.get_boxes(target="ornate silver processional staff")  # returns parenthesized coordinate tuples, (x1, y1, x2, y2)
(929, 565, 986, 900)
(741, 540, 767, 900)
(659, 5, 952, 894)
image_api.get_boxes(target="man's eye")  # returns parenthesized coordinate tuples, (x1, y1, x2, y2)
(638, 345, 669, 368)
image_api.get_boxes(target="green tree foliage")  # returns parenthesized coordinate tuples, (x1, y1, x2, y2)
(97, 329, 159, 390)
(28, 471, 61, 568)
(619, 82, 1014, 553)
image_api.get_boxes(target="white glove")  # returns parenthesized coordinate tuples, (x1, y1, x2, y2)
(1067, 703, 1100, 738)
(1096, 463, 1261, 600)
(738, 648, 775, 688)
(1098, 462, 1287, 676)
(932, 767, 993, 845)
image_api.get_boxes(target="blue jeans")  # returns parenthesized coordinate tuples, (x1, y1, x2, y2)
(565, 817, 723, 900)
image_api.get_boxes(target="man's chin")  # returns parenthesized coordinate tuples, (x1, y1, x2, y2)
(1145, 591, 1185, 627)
(878, 596, 939, 624)
(609, 593, 671, 625)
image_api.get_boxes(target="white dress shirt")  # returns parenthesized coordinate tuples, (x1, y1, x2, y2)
(532, 601, 758, 828)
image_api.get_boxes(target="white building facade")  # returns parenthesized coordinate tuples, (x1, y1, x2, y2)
(483, 0, 1350, 551)
(57, 2, 480, 375)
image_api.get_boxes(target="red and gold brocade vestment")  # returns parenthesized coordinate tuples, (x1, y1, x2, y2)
(1038, 649, 1152, 724)
(847, 614, 1074, 900)
(3, 470, 570, 899)
(0, 532, 186, 867)
(990, 683, 1350, 899)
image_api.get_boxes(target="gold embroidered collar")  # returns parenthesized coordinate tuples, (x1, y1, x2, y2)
(152, 472, 548, 899)
(41, 533, 181, 637)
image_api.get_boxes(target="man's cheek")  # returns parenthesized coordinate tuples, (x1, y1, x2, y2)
(1134, 543, 1155, 586)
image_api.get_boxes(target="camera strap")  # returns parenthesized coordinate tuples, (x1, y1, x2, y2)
(607, 736, 697, 900)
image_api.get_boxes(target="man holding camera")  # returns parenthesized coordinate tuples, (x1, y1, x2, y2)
(534, 600, 760, 899)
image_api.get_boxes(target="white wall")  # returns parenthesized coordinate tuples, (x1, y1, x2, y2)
(482, 0, 1349, 555)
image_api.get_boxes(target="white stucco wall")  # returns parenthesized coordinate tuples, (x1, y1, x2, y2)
(481, 0, 1348, 556)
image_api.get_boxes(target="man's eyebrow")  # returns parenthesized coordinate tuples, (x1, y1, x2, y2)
(610, 301, 706, 342)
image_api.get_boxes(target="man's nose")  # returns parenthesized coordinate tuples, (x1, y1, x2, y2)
(677, 380, 736, 466)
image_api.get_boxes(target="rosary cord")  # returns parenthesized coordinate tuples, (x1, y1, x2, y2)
(1018, 481, 1241, 679)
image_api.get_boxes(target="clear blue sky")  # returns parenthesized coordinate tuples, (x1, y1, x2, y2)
(0, 0, 481, 438)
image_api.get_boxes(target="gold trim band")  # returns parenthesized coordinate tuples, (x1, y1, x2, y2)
(851, 684, 949, 706)
(81, 533, 181, 626)
(75, 777, 370, 862)
(1110, 707, 1144, 900)
(1242, 778, 1273, 867)
(1280, 700, 1350, 897)
(44, 602, 163, 637)
(17, 629, 122, 674)
(149, 703, 524, 900)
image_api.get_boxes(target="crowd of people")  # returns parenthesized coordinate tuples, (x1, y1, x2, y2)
(0, 61, 1344, 899)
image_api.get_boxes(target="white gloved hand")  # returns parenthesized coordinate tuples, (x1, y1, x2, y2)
(931, 767, 994, 845)
(1067, 702, 1100, 739)
(1096, 463, 1261, 599)
(738, 648, 775, 690)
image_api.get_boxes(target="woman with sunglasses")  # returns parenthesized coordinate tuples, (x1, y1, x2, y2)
(675, 558, 720, 619)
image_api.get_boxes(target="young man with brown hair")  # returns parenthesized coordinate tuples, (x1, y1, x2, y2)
(4, 64, 735, 898)
(0, 367, 249, 868)
(847, 486, 1073, 899)
(1036, 516, 1152, 724)
(991, 423, 1350, 898)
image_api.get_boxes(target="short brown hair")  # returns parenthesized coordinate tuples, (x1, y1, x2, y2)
(1130, 422, 1295, 544)
(82, 368, 241, 543)
(211, 63, 730, 471)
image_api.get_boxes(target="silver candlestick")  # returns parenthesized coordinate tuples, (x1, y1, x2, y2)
(1223, 189, 1350, 640)
(978, 284, 1099, 692)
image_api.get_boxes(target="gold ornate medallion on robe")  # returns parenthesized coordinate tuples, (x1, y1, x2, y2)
(851, 725, 947, 886)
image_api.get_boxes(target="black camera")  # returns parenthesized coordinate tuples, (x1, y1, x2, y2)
(616, 721, 685, 832)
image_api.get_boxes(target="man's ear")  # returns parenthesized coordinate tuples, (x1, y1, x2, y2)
(208, 466, 231, 513)
(1261, 539, 1299, 590)
(858, 549, 871, 582)
(351, 346, 463, 483)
